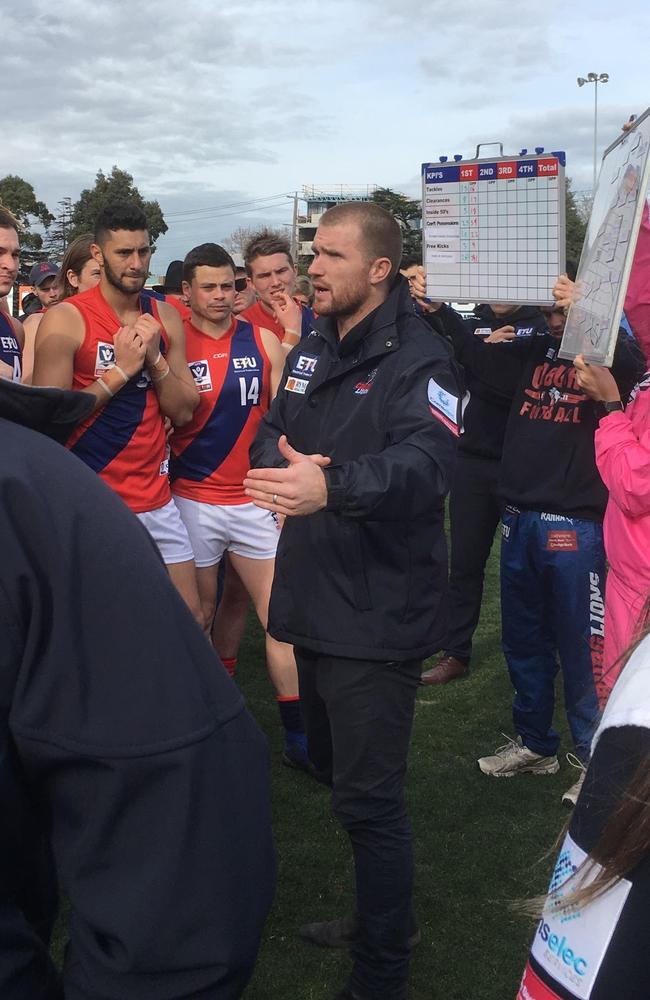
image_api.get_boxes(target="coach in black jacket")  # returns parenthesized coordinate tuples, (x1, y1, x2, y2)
(246, 203, 461, 1000)
(0, 379, 275, 1000)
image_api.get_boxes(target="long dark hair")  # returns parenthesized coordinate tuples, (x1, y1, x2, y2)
(55, 233, 95, 299)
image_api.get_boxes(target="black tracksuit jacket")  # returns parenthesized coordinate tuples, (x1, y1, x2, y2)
(250, 277, 463, 661)
(0, 380, 275, 1000)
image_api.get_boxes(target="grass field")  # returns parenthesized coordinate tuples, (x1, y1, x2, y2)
(239, 535, 573, 1000)
(51, 533, 573, 999)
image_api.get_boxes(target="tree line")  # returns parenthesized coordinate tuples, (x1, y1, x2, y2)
(0, 166, 588, 283)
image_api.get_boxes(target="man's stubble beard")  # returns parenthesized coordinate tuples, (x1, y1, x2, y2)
(103, 257, 147, 296)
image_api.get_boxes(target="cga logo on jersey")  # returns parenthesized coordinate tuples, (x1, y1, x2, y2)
(354, 367, 378, 395)
(189, 359, 212, 392)
(95, 341, 115, 375)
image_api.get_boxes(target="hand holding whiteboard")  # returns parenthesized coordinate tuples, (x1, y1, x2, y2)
(559, 109, 650, 367)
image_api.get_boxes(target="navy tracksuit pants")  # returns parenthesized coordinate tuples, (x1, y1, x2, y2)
(500, 508, 603, 762)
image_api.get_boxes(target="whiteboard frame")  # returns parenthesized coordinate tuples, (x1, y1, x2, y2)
(559, 107, 650, 367)
(421, 151, 566, 307)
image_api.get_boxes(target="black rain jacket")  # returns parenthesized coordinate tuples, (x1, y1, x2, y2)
(250, 277, 463, 661)
(0, 379, 275, 1000)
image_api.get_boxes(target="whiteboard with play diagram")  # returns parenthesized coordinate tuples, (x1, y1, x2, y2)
(559, 108, 650, 367)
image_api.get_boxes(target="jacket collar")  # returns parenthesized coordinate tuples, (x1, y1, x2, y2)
(0, 379, 94, 444)
(313, 275, 414, 361)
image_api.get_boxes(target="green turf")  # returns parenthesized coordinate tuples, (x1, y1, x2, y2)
(240, 535, 573, 1000)
(51, 533, 574, 998)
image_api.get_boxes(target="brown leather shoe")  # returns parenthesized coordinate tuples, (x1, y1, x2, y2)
(420, 655, 469, 685)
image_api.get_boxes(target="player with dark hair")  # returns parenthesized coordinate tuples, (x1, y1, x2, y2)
(170, 242, 308, 768)
(246, 201, 462, 1000)
(0, 206, 24, 382)
(241, 228, 315, 349)
(32, 201, 202, 623)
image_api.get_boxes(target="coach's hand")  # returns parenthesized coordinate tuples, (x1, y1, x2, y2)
(244, 435, 331, 516)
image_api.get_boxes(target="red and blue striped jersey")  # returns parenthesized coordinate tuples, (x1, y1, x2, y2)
(66, 285, 171, 513)
(0, 311, 22, 382)
(170, 316, 271, 505)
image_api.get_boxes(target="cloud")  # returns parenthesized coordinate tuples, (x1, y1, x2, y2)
(3, 0, 321, 196)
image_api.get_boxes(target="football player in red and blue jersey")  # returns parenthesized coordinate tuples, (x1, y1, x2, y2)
(0, 207, 24, 383)
(170, 242, 308, 769)
(32, 202, 202, 624)
(241, 229, 315, 351)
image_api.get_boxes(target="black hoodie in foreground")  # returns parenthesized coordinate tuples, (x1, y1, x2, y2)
(0, 380, 275, 999)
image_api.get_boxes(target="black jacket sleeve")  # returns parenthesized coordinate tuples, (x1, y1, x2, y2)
(322, 352, 461, 520)
(424, 304, 530, 401)
(610, 329, 647, 403)
(1, 425, 275, 1000)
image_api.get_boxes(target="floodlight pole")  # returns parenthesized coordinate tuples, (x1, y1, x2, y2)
(577, 72, 610, 193)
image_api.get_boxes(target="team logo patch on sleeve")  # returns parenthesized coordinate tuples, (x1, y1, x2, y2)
(474, 326, 492, 337)
(95, 341, 115, 375)
(427, 377, 460, 436)
(189, 359, 212, 392)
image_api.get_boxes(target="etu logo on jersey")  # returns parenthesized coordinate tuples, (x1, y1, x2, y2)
(189, 359, 213, 392)
(94, 341, 115, 375)
(232, 356, 259, 371)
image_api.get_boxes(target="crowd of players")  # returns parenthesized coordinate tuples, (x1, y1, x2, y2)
(1, 179, 650, 1000)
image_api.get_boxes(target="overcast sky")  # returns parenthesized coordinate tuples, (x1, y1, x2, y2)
(4, 0, 648, 272)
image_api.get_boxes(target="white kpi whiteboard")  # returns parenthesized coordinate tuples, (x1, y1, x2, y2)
(421, 150, 566, 306)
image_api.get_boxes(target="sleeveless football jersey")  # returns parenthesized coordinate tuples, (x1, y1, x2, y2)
(240, 300, 314, 341)
(170, 316, 271, 505)
(0, 311, 22, 382)
(66, 285, 170, 513)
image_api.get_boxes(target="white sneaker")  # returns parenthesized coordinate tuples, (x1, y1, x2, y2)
(478, 734, 560, 777)
(562, 754, 587, 807)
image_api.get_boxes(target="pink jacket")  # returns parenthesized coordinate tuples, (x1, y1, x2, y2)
(595, 200, 650, 593)
(596, 380, 650, 592)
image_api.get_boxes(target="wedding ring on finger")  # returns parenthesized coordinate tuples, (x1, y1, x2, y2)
(272, 493, 278, 505)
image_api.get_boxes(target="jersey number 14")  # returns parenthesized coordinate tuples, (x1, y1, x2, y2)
(239, 375, 260, 406)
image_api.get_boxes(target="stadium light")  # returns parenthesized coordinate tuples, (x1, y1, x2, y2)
(577, 72, 610, 191)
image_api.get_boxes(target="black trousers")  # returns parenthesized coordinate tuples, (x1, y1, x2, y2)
(445, 453, 502, 665)
(295, 650, 421, 1000)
